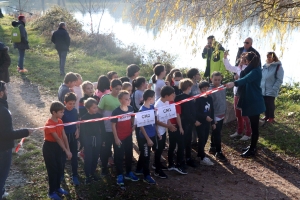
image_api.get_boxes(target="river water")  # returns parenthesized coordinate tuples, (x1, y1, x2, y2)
(1, 1, 299, 83)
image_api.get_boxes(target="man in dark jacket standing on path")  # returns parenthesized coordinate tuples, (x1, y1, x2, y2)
(12, 15, 29, 73)
(0, 81, 32, 199)
(51, 22, 71, 76)
(235, 37, 261, 67)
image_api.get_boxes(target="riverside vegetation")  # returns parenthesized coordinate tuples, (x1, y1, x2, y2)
(0, 6, 300, 200)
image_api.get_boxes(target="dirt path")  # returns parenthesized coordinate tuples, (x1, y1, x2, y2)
(6, 76, 300, 200)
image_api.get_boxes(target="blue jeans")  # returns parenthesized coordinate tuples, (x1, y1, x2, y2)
(18, 48, 25, 70)
(0, 149, 12, 196)
(58, 50, 67, 75)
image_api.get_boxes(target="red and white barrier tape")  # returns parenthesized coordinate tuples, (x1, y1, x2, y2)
(15, 85, 226, 152)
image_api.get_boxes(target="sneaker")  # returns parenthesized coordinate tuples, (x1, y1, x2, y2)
(209, 147, 216, 155)
(186, 159, 197, 168)
(134, 169, 143, 176)
(18, 68, 28, 73)
(152, 163, 168, 171)
(200, 157, 214, 166)
(2, 192, 9, 199)
(143, 175, 156, 185)
(230, 132, 241, 138)
(56, 188, 68, 195)
(174, 165, 188, 175)
(124, 171, 139, 181)
(240, 135, 251, 141)
(72, 176, 80, 186)
(48, 192, 61, 200)
(215, 152, 228, 162)
(168, 164, 176, 171)
(85, 177, 92, 185)
(154, 170, 168, 179)
(117, 175, 124, 186)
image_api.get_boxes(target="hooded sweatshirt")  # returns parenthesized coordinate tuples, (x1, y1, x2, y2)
(209, 84, 226, 119)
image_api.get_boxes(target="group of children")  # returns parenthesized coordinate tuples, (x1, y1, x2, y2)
(43, 64, 229, 199)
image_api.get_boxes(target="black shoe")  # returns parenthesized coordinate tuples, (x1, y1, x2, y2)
(186, 159, 197, 168)
(209, 147, 216, 155)
(154, 170, 168, 179)
(152, 163, 168, 171)
(241, 149, 256, 158)
(215, 152, 228, 162)
(174, 165, 188, 175)
(242, 146, 250, 152)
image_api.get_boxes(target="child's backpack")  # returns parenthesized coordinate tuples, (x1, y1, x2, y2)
(11, 25, 21, 43)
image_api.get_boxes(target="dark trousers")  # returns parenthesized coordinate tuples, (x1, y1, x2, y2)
(83, 135, 101, 177)
(168, 127, 184, 166)
(113, 135, 133, 175)
(58, 50, 67, 75)
(182, 122, 193, 160)
(17, 48, 25, 69)
(154, 133, 166, 172)
(136, 136, 156, 176)
(211, 119, 224, 153)
(263, 96, 276, 119)
(62, 132, 78, 176)
(0, 149, 12, 196)
(101, 132, 114, 170)
(249, 115, 260, 149)
(43, 141, 63, 194)
(196, 122, 210, 159)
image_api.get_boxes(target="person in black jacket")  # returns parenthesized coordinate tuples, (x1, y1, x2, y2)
(175, 78, 201, 168)
(12, 15, 29, 73)
(195, 81, 215, 166)
(51, 22, 71, 76)
(0, 42, 11, 83)
(235, 37, 261, 67)
(0, 81, 32, 199)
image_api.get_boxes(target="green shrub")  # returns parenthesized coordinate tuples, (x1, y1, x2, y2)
(278, 82, 300, 102)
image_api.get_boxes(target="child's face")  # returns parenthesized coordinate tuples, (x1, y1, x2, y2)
(165, 93, 175, 102)
(65, 100, 76, 111)
(161, 68, 167, 78)
(69, 81, 76, 89)
(134, 71, 140, 79)
(111, 85, 122, 96)
(87, 103, 98, 114)
(54, 110, 64, 119)
(112, 73, 118, 80)
(75, 77, 82, 87)
(120, 94, 131, 106)
(211, 75, 222, 87)
(172, 77, 182, 86)
(200, 86, 209, 93)
(141, 82, 148, 90)
(84, 84, 94, 96)
(125, 86, 132, 95)
(194, 72, 201, 81)
(148, 96, 155, 104)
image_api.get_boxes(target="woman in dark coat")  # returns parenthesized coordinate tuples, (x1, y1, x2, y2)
(227, 52, 266, 158)
(0, 42, 11, 83)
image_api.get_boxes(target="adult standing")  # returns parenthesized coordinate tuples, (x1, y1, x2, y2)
(202, 35, 226, 80)
(0, 42, 11, 83)
(0, 81, 32, 199)
(12, 15, 29, 73)
(261, 52, 284, 123)
(51, 22, 71, 76)
(235, 37, 261, 67)
(226, 52, 265, 158)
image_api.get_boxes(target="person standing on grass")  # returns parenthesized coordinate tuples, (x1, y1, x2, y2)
(51, 22, 71, 76)
(12, 15, 29, 73)
(0, 81, 32, 199)
(43, 101, 72, 200)
(226, 52, 266, 158)
(58, 72, 78, 104)
(0, 42, 11, 83)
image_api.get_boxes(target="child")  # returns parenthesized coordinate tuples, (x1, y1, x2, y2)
(94, 75, 111, 99)
(175, 79, 201, 168)
(152, 64, 167, 101)
(154, 86, 177, 178)
(111, 90, 139, 186)
(135, 90, 156, 184)
(58, 72, 78, 103)
(195, 81, 215, 166)
(80, 98, 105, 184)
(79, 81, 100, 118)
(127, 64, 140, 83)
(187, 68, 201, 96)
(165, 68, 180, 86)
(147, 62, 161, 90)
(172, 71, 183, 95)
(73, 73, 83, 113)
(120, 76, 130, 83)
(209, 71, 227, 162)
(122, 82, 132, 95)
(98, 79, 122, 175)
(107, 71, 118, 81)
(43, 101, 72, 199)
(131, 76, 147, 112)
(61, 92, 80, 185)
